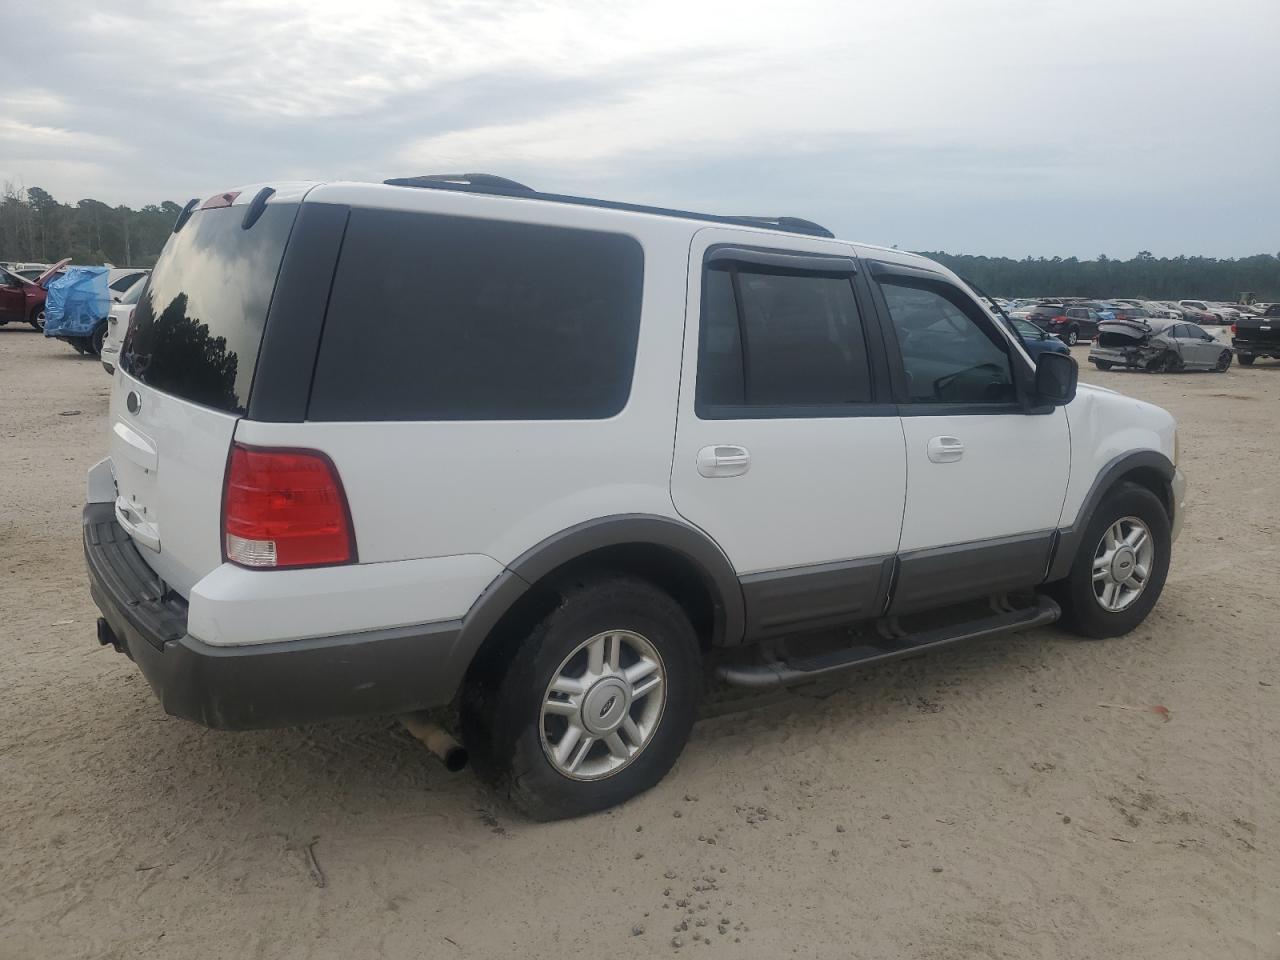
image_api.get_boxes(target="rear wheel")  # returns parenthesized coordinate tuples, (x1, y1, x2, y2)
(1214, 350, 1232, 372)
(1237, 354, 1255, 366)
(461, 575, 701, 820)
(1056, 482, 1171, 638)
(89, 322, 107, 357)
(1091, 359, 1113, 370)
(1064, 327, 1079, 346)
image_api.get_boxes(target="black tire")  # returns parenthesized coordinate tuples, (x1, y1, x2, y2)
(29, 306, 45, 331)
(1056, 482, 1171, 639)
(68, 338, 87, 355)
(461, 575, 701, 820)
(1064, 327, 1079, 346)
(1091, 359, 1113, 371)
(1214, 350, 1232, 372)
(1237, 354, 1255, 366)
(89, 322, 107, 357)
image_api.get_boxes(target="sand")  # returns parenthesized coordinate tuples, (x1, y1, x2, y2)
(2, 326, 1276, 959)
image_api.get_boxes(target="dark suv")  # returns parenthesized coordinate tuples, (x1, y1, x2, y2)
(1027, 304, 1099, 345)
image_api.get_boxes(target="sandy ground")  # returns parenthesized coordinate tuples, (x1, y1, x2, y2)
(2, 325, 1277, 960)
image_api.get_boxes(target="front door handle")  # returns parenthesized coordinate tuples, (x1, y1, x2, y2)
(697, 444, 751, 478)
(927, 436, 964, 463)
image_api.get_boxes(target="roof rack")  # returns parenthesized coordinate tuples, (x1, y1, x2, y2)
(381, 173, 835, 239)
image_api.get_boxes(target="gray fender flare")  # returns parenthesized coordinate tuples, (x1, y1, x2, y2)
(444, 514, 746, 685)
(1045, 450, 1175, 582)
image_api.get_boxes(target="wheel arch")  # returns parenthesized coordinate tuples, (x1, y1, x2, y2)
(1045, 450, 1174, 583)
(453, 515, 746, 691)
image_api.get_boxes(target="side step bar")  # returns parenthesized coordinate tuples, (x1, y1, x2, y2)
(717, 594, 1061, 688)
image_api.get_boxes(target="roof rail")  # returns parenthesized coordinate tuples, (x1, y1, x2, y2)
(382, 173, 835, 239)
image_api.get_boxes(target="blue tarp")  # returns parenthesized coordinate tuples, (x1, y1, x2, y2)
(43, 266, 109, 337)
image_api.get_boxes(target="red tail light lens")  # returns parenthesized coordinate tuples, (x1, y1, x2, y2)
(1230, 323, 1237, 335)
(222, 444, 355, 569)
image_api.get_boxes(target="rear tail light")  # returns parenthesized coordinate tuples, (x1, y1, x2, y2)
(222, 443, 355, 568)
(1231, 323, 1237, 335)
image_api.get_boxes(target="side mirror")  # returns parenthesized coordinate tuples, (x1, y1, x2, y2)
(1033, 351, 1077, 406)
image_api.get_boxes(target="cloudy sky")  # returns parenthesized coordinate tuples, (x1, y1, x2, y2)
(4, 0, 1276, 258)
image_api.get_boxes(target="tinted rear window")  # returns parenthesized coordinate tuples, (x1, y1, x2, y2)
(1029, 305, 1063, 316)
(309, 209, 644, 421)
(121, 205, 297, 414)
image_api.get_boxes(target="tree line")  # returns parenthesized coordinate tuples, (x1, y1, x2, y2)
(2, 184, 1277, 300)
(916, 250, 1279, 302)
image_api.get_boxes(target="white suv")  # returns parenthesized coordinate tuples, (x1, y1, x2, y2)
(85, 176, 1186, 819)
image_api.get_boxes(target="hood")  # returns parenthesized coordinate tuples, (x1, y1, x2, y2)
(35, 258, 72, 287)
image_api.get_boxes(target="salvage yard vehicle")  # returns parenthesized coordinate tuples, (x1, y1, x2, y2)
(42, 266, 111, 356)
(1026, 303, 1099, 345)
(0, 258, 70, 330)
(1007, 316, 1071, 363)
(100, 275, 145, 374)
(1089, 318, 1232, 372)
(84, 176, 1185, 819)
(1231, 303, 1280, 365)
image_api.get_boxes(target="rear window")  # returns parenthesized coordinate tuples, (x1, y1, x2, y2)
(1029, 305, 1063, 316)
(121, 205, 297, 414)
(308, 209, 644, 421)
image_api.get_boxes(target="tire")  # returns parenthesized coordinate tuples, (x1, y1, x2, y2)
(68, 338, 87, 356)
(1091, 359, 1113, 371)
(1056, 481, 1171, 639)
(461, 575, 702, 820)
(1237, 354, 1255, 366)
(1064, 327, 1079, 346)
(89, 322, 107, 357)
(1214, 350, 1232, 372)
(29, 306, 45, 331)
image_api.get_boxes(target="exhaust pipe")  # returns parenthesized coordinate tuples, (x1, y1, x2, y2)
(398, 712, 468, 772)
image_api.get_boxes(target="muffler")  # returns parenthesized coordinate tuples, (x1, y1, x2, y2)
(398, 712, 468, 772)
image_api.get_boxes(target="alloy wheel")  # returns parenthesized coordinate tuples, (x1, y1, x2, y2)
(1092, 516, 1155, 612)
(540, 629, 666, 781)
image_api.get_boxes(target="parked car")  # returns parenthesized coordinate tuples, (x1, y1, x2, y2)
(1142, 301, 1182, 320)
(1008, 317, 1071, 362)
(1089, 318, 1233, 372)
(1231, 303, 1280, 366)
(0, 258, 71, 329)
(107, 268, 149, 302)
(1178, 299, 1227, 324)
(100, 275, 145, 374)
(42, 265, 111, 355)
(84, 176, 1185, 819)
(1026, 303, 1099, 344)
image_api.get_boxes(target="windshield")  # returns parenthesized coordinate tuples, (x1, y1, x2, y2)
(121, 203, 297, 414)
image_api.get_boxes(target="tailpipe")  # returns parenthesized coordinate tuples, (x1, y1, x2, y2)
(398, 712, 468, 772)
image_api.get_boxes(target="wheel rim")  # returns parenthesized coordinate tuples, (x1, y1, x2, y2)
(35, 310, 45, 330)
(540, 629, 666, 781)
(1216, 351, 1231, 371)
(1092, 516, 1155, 612)
(1067, 330, 1078, 345)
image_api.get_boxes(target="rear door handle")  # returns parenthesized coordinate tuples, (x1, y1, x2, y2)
(697, 445, 751, 478)
(927, 436, 964, 463)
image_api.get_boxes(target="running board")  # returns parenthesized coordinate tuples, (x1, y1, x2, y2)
(717, 594, 1061, 688)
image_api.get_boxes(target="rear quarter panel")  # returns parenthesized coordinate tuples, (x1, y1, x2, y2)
(235, 189, 701, 568)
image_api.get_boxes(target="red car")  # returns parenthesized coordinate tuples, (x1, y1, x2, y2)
(0, 259, 71, 330)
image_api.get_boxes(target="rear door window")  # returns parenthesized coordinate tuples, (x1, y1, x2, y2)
(696, 263, 873, 415)
(121, 205, 298, 414)
(309, 209, 644, 421)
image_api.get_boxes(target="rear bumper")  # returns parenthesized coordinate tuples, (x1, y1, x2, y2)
(1231, 338, 1280, 355)
(84, 502, 466, 730)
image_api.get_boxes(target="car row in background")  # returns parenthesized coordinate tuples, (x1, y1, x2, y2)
(0, 259, 70, 329)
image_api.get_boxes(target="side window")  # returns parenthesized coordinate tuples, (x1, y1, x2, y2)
(696, 262, 873, 416)
(878, 278, 1018, 405)
(309, 210, 644, 421)
(1186, 323, 1208, 339)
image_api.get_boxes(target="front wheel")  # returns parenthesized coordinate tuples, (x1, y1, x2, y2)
(461, 575, 701, 820)
(29, 306, 45, 331)
(1056, 482, 1171, 638)
(1091, 359, 1113, 371)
